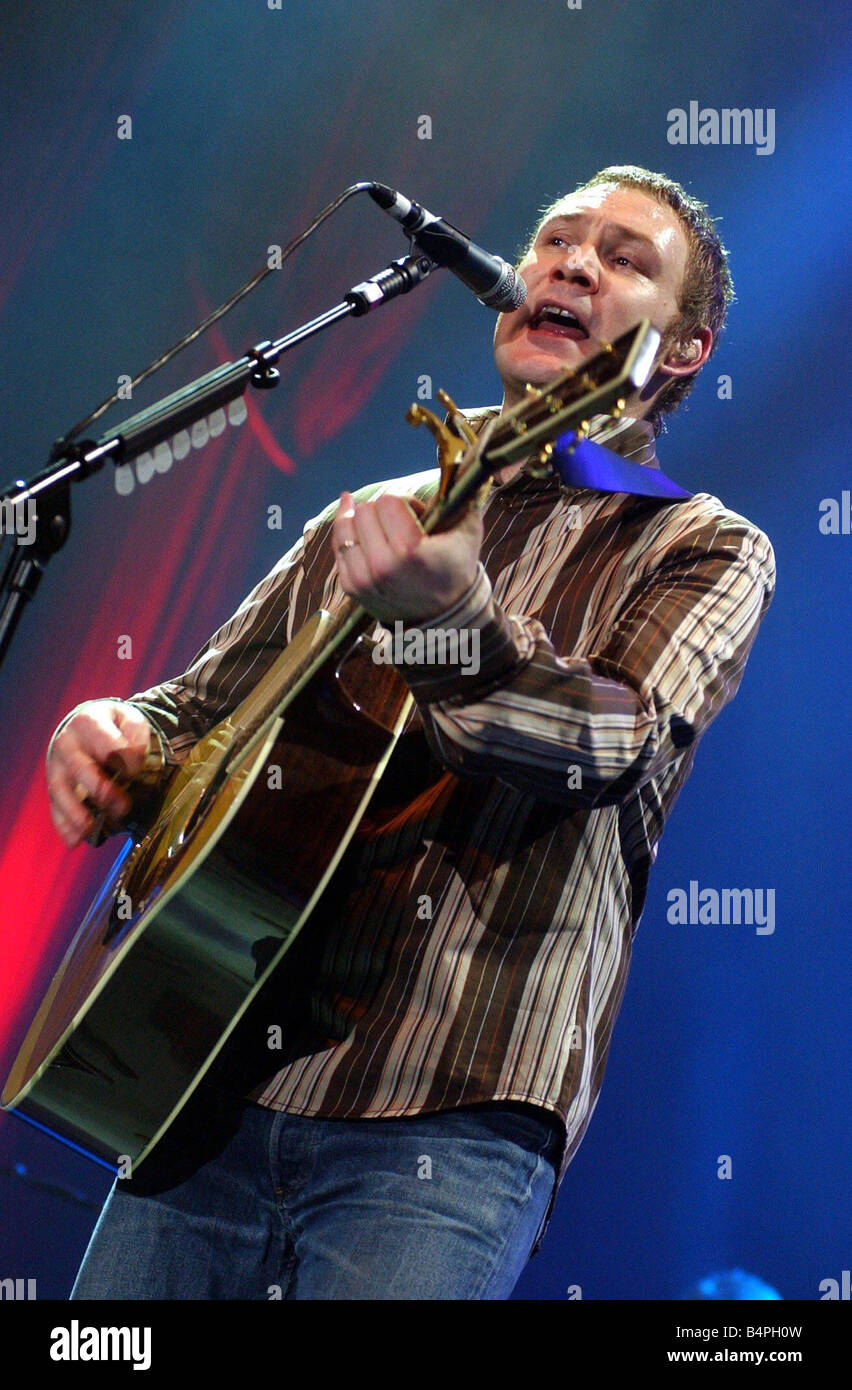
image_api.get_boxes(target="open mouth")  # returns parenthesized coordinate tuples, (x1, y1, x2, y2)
(527, 304, 589, 341)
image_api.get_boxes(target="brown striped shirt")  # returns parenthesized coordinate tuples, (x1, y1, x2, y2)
(116, 409, 775, 1251)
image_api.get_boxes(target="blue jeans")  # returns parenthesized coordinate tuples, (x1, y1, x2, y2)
(70, 1089, 561, 1300)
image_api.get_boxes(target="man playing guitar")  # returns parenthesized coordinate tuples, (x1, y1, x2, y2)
(45, 166, 775, 1300)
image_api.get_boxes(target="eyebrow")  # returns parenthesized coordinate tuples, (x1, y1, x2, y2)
(537, 212, 663, 269)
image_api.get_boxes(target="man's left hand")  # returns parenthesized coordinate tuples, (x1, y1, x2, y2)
(332, 490, 483, 625)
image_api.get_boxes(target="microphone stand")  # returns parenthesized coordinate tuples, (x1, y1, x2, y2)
(0, 250, 437, 672)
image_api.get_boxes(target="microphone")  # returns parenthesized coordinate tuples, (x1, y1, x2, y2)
(368, 182, 526, 312)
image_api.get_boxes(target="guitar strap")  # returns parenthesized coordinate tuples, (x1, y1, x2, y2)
(455, 406, 693, 502)
(553, 429, 694, 500)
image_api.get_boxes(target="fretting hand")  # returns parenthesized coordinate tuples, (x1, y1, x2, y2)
(331, 491, 483, 625)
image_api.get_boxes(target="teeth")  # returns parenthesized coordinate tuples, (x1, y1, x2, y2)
(533, 305, 583, 330)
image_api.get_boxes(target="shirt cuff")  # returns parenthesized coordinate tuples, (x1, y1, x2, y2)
(380, 563, 523, 703)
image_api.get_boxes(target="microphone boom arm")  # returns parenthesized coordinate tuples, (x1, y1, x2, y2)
(0, 249, 437, 671)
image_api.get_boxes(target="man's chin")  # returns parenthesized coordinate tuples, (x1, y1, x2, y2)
(496, 336, 592, 392)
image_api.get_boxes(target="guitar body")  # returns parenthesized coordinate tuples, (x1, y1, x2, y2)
(2, 615, 412, 1166)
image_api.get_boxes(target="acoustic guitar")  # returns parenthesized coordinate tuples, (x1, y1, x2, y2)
(2, 321, 659, 1169)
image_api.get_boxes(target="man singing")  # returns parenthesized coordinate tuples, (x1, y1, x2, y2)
(47, 165, 775, 1300)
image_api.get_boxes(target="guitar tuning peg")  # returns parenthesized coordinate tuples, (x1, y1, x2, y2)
(533, 442, 554, 471)
(435, 388, 478, 445)
(527, 440, 553, 478)
(406, 402, 442, 431)
(405, 399, 469, 501)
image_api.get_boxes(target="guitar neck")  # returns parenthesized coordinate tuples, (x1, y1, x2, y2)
(185, 322, 661, 787)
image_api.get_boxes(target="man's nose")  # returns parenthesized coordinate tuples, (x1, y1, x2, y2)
(553, 244, 599, 292)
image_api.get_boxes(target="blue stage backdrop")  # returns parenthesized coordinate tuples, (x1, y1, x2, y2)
(0, 0, 849, 1301)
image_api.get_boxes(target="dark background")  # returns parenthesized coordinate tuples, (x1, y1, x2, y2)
(0, 0, 849, 1300)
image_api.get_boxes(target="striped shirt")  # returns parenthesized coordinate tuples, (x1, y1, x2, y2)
(119, 409, 776, 1251)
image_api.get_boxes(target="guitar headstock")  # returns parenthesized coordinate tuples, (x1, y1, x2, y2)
(407, 320, 661, 519)
(479, 318, 661, 474)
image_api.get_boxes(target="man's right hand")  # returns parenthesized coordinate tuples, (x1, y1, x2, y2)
(46, 700, 155, 848)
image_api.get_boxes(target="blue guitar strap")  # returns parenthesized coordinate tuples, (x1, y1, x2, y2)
(553, 430, 693, 500)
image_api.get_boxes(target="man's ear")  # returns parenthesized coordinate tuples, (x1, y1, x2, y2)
(658, 326, 714, 380)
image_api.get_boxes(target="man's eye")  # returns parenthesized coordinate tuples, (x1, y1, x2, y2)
(612, 254, 636, 268)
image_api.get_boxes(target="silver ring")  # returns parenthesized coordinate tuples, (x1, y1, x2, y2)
(341, 538, 359, 551)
